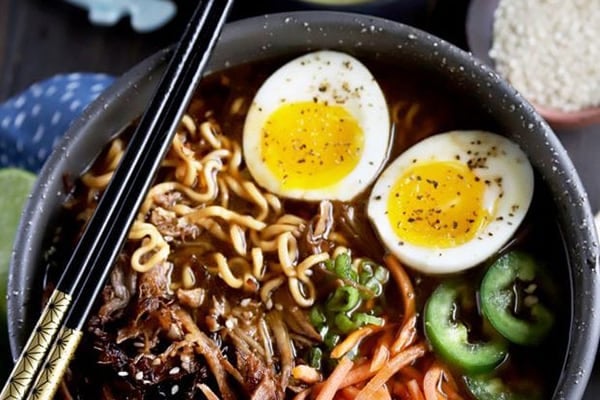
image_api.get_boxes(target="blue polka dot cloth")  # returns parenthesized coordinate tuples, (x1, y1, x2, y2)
(0, 73, 115, 172)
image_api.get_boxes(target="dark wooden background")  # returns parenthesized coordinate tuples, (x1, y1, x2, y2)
(1, 0, 599, 397)
(0, 0, 470, 101)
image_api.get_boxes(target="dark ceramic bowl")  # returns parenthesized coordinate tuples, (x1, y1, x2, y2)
(8, 11, 600, 399)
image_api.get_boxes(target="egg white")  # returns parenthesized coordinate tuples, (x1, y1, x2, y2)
(243, 50, 391, 201)
(368, 130, 534, 274)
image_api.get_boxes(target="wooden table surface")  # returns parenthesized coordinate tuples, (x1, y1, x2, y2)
(0, 0, 467, 100)
(1, 0, 599, 397)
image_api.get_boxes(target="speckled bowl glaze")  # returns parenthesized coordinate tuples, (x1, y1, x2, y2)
(8, 11, 600, 399)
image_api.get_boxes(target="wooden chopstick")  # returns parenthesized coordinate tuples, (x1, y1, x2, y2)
(0, 0, 235, 398)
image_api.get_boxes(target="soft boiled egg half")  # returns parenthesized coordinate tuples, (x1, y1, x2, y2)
(368, 130, 534, 274)
(243, 50, 391, 201)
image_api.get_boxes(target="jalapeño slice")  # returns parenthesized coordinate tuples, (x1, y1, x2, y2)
(480, 251, 554, 346)
(424, 281, 507, 374)
(465, 374, 543, 400)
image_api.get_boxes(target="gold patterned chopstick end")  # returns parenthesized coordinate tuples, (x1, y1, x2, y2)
(29, 327, 83, 400)
(0, 290, 72, 400)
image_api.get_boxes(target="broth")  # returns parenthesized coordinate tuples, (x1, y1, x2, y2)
(43, 54, 569, 399)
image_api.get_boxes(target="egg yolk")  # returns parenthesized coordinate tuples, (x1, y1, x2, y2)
(387, 161, 491, 248)
(260, 101, 364, 190)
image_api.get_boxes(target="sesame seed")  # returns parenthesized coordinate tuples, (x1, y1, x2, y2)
(171, 385, 179, 395)
(169, 367, 180, 375)
(490, 0, 600, 111)
(240, 298, 251, 307)
(118, 371, 128, 377)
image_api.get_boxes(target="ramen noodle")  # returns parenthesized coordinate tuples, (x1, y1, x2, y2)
(45, 52, 568, 400)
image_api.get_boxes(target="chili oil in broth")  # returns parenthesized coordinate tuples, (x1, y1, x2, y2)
(42, 54, 570, 399)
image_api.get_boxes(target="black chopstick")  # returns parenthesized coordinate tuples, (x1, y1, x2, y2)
(0, 1, 234, 398)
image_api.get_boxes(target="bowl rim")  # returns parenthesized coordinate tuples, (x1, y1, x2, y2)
(8, 10, 600, 399)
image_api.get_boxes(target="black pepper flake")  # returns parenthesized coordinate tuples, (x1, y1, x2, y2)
(426, 179, 439, 188)
(408, 218, 415, 223)
(452, 221, 458, 229)
(297, 159, 306, 164)
(374, 195, 382, 200)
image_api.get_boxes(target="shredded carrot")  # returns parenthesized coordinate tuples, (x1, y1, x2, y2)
(340, 362, 375, 388)
(423, 363, 444, 400)
(370, 344, 390, 373)
(372, 384, 392, 400)
(293, 388, 311, 400)
(423, 361, 463, 400)
(383, 254, 416, 325)
(330, 325, 381, 359)
(407, 379, 426, 400)
(400, 365, 424, 382)
(340, 385, 361, 399)
(391, 314, 417, 353)
(315, 356, 354, 400)
(370, 329, 394, 372)
(354, 342, 427, 400)
(390, 380, 407, 396)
